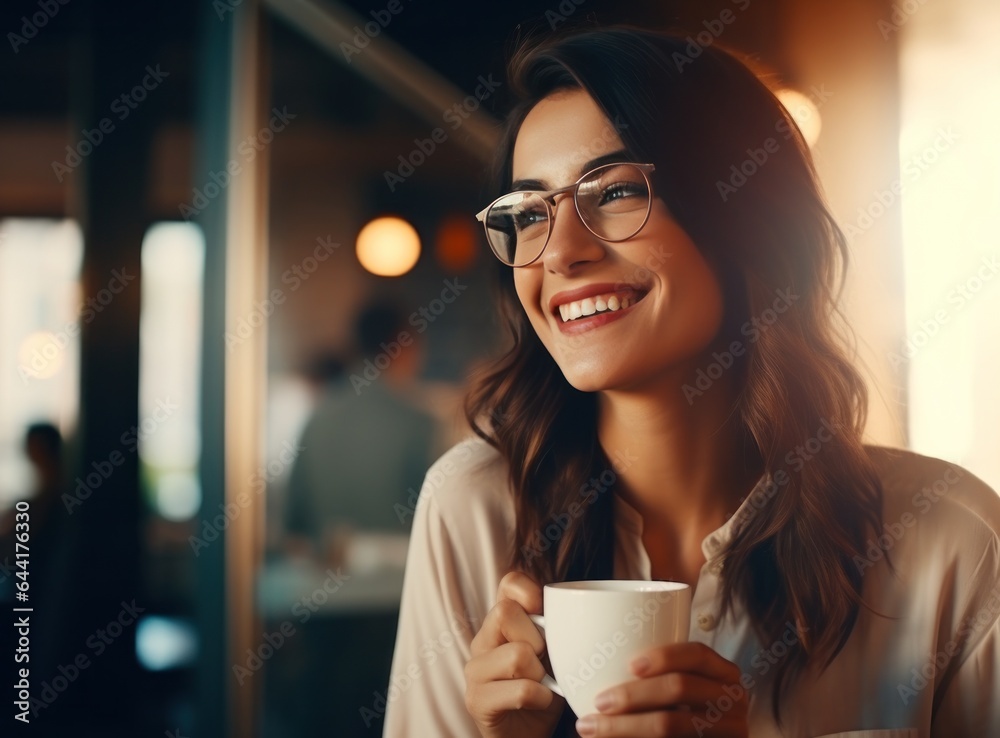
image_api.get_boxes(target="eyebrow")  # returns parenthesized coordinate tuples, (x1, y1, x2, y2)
(510, 149, 634, 192)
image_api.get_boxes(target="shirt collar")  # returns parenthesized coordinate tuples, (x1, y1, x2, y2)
(612, 473, 771, 561)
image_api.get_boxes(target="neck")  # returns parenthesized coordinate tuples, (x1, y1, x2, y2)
(596, 369, 762, 544)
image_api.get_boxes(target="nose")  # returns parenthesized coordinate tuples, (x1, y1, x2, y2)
(539, 193, 606, 273)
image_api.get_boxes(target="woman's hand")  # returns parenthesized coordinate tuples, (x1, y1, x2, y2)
(464, 571, 566, 738)
(574, 642, 750, 737)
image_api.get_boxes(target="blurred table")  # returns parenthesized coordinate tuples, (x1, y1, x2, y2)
(257, 532, 409, 617)
(258, 533, 410, 737)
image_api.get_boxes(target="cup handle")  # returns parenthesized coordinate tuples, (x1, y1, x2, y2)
(527, 614, 564, 697)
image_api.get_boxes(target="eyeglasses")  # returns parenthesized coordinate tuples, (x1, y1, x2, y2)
(476, 162, 656, 267)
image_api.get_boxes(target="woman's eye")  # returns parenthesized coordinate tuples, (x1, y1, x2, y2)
(515, 208, 548, 229)
(599, 182, 646, 205)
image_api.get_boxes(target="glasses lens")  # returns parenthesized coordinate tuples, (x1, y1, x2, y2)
(484, 192, 550, 266)
(576, 163, 651, 241)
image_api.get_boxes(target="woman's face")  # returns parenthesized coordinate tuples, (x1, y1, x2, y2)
(510, 89, 726, 393)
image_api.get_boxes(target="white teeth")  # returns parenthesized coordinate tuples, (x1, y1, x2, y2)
(556, 291, 644, 322)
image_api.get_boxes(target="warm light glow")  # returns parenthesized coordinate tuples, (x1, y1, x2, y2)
(356, 216, 421, 277)
(17, 331, 66, 380)
(435, 214, 477, 273)
(899, 0, 1000, 492)
(776, 88, 822, 147)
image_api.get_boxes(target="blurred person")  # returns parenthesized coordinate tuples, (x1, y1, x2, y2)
(273, 301, 444, 737)
(0, 423, 64, 600)
(301, 350, 349, 394)
(384, 25, 1000, 738)
(284, 300, 439, 566)
(0, 423, 78, 725)
(264, 350, 347, 557)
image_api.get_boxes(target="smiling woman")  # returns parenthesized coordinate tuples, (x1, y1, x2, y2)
(384, 25, 1000, 738)
(507, 93, 725, 393)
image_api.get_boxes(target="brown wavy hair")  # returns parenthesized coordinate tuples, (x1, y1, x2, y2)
(464, 26, 885, 725)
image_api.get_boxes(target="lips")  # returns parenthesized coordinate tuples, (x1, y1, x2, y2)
(558, 290, 648, 322)
(549, 283, 649, 324)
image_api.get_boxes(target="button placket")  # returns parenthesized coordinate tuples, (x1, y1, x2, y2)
(696, 611, 717, 631)
(688, 566, 720, 644)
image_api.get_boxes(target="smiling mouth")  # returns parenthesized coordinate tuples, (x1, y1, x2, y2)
(556, 289, 648, 323)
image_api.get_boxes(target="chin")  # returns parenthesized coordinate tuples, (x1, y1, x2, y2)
(555, 361, 635, 394)
(561, 374, 605, 393)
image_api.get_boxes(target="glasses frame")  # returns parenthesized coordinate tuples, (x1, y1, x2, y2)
(475, 162, 657, 267)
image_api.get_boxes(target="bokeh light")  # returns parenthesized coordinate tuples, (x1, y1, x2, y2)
(434, 214, 478, 273)
(17, 330, 66, 380)
(356, 216, 421, 277)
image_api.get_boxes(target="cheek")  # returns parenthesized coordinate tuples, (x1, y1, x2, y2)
(693, 251, 726, 328)
(645, 230, 727, 359)
(680, 253, 724, 318)
(513, 272, 540, 319)
(513, 271, 553, 346)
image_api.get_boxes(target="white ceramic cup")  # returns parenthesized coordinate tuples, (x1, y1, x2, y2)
(528, 580, 691, 717)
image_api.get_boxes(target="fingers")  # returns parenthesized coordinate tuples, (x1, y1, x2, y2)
(465, 640, 548, 685)
(465, 677, 557, 720)
(594, 672, 728, 714)
(575, 643, 750, 737)
(577, 710, 690, 737)
(470, 571, 546, 657)
(464, 571, 563, 732)
(496, 570, 544, 614)
(630, 642, 743, 685)
(471, 597, 548, 655)
(464, 627, 559, 726)
(575, 709, 747, 737)
(466, 569, 548, 724)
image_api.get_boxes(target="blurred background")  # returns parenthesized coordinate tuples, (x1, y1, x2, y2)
(0, 0, 997, 735)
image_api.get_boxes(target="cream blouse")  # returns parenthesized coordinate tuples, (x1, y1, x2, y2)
(382, 437, 1000, 737)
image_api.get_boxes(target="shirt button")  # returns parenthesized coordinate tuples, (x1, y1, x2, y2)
(696, 612, 717, 631)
